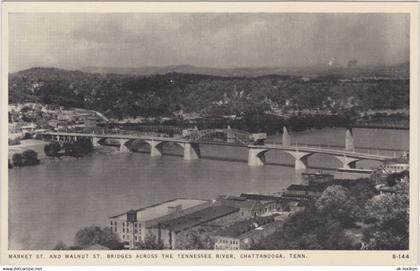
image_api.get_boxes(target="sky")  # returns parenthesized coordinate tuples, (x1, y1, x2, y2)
(9, 13, 410, 72)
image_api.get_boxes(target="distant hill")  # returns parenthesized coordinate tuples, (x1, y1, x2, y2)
(9, 65, 409, 123)
(79, 62, 409, 78)
(80, 64, 291, 77)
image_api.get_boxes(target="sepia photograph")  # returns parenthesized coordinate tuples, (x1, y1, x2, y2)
(1, 1, 418, 267)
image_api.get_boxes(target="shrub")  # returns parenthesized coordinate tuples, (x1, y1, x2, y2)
(22, 149, 40, 166)
(62, 142, 73, 155)
(44, 141, 61, 157)
(12, 153, 24, 167)
(70, 137, 93, 157)
(75, 225, 119, 248)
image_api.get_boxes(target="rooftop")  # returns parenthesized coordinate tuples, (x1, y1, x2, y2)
(286, 184, 325, 192)
(218, 196, 274, 209)
(238, 220, 283, 240)
(240, 193, 282, 202)
(109, 198, 208, 222)
(213, 215, 276, 238)
(151, 205, 239, 233)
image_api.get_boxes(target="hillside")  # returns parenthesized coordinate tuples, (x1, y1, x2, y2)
(9, 66, 409, 121)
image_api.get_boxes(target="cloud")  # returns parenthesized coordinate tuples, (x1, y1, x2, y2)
(9, 13, 409, 72)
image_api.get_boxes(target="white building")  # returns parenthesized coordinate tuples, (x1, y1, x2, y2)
(382, 154, 409, 174)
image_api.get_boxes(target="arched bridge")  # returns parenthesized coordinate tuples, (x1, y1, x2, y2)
(40, 126, 393, 171)
(184, 128, 264, 146)
(131, 125, 184, 135)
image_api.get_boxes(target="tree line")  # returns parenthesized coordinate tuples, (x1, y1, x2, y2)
(44, 138, 94, 158)
(9, 149, 40, 168)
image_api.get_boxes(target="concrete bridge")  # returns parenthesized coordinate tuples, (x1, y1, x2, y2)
(41, 126, 392, 171)
(41, 131, 203, 160)
(248, 144, 389, 170)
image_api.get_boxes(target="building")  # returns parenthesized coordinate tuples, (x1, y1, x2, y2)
(149, 205, 240, 249)
(108, 198, 210, 248)
(217, 195, 278, 218)
(281, 184, 325, 203)
(212, 215, 284, 250)
(382, 155, 409, 174)
(301, 172, 334, 186)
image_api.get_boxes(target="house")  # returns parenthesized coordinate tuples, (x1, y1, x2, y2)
(280, 184, 325, 205)
(382, 155, 409, 174)
(302, 172, 334, 186)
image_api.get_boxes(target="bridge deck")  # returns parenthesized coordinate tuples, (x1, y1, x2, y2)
(249, 144, 391, 160)
(43, 131, 392, 160)
(42, 132, 191, 143)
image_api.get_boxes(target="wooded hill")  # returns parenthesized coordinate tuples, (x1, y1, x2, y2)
(9, 65, 409, 120)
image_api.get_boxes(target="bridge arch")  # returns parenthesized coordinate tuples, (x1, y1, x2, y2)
(188, 128, 251, 146)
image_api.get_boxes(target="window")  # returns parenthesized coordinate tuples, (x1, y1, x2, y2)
(123, 229, 125, 233)
(110, 221, 113, 226)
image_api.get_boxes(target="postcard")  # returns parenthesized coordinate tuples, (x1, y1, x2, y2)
(1, 1, 418, 266)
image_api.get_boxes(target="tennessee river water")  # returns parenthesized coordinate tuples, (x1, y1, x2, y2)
(9, 127, 408, 250)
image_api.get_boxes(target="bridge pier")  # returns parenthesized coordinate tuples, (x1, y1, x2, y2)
(145, 140, 163, 157)
(248, 148, 268, 166)
(119, 139, 131, 152)
(285, 150, 312, 170)
(92, 137, 101, 147)
(183, 143, 201, 160)
(335, 156, 360, 169)
(282, 126, 291, 147)
(345, 128, 355, 152)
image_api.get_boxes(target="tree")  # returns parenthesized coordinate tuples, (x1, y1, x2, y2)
(315, 185, 356, 227)
(362, 192, 409, 250)
(252, 207, 356, 250)
(12, 153, 24, 167)
(44, 142, 62, 157)
(135, 233, 165, 250)
(70, 138, 93, 157)
(74, 225, 119, 248)
(62, 142, 73, 155)
(22, 149, 40, 166)
(176, 228, 214, 250)
(53, 241, 68, 250)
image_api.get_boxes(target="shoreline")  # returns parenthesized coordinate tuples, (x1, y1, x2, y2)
(8, 140, 120, 169)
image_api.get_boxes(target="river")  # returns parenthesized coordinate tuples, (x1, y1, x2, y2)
(8, 127, 409, 250)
